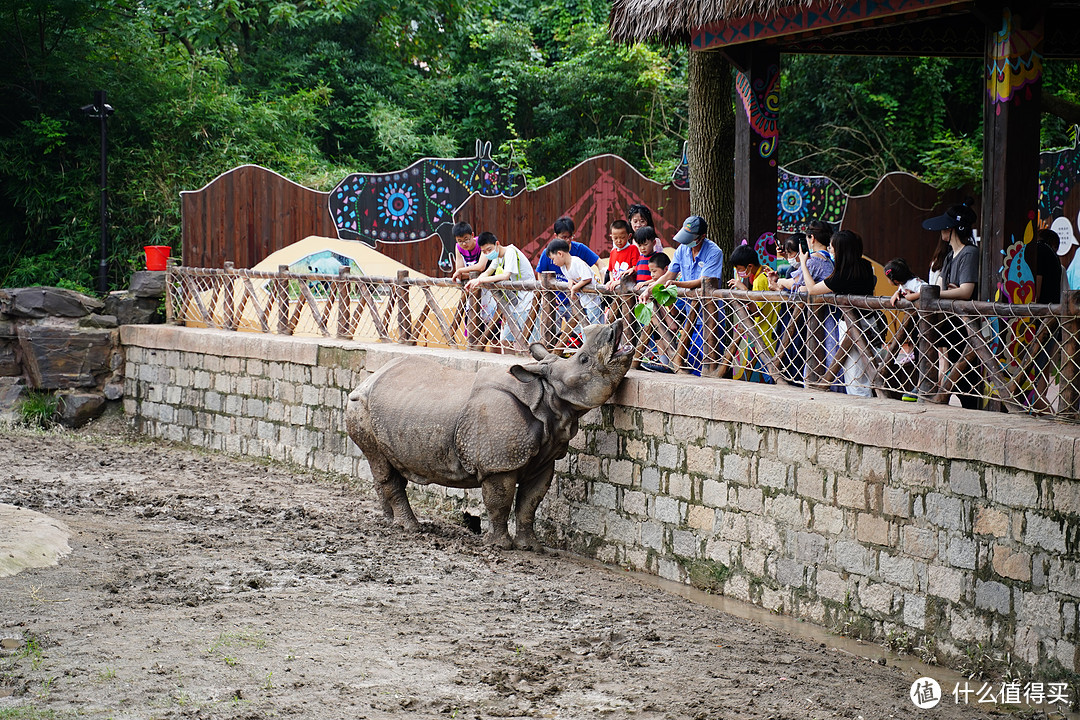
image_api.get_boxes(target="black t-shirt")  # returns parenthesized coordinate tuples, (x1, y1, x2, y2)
(824, 259, 876, 296)
(1024, 240, 1062, 304)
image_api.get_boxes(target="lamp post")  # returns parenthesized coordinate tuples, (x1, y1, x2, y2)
(81, 90, 114, 294)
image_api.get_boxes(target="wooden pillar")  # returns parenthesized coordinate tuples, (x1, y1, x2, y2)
(336, 266, 351, 339)
(395, 270, 414, 345)
(734, 44, 780, 255)
(981, 4, 1044, 301)
(165, 257, 176, 325)
(539, 272, 557, 348)
(276, 264, 291, 335)
(805, 298, 825, 388)
(917, 284, 942, 401)
(466, 272, 483, 352)
(223, 261, 236, 331)
(700, 276, 720, 377)
(1061, 290, 1080, 417)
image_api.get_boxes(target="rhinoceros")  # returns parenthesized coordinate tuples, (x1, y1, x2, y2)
(345, 321, 633, 550)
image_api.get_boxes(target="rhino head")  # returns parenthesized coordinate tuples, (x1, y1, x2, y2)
(510, 320, 634, 411)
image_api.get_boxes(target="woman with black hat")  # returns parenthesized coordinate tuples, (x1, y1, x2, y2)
(919, 202, 981, 408)
(925, 203, 979, 300)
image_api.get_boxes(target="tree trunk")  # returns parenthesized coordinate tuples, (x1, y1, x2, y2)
(688, 49, 734, 259)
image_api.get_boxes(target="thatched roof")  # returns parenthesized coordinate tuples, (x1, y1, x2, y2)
(608, 0, 831, 45)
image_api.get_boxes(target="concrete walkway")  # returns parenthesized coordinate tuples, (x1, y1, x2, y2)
(0, 503, 70, 578)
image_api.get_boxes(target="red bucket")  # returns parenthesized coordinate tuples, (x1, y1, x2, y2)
(144, 245, 171, 271)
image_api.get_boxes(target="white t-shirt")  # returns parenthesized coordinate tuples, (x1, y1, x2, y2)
(564, 256, 601, 310)
(490, 245, 535, 313)
(901, 277, 925, 293)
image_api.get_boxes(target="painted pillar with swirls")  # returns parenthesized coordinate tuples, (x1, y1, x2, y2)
(734, 44, 781, 261)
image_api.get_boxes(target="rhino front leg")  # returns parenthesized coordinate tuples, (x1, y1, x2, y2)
(481, 473, 518, 549)
(513, 461, 555, 552)
(367, 452, 420, 530)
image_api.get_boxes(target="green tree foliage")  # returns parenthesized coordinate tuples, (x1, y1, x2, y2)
(0, 0, 341, 290)
(779, 55, 984, 194)
(0, 0, 686, 291)
(1041, 61, 1080, 151)
(17, 0, 1075, 293)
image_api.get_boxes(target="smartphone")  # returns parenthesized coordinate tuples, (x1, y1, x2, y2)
(798, 234, 810, 254)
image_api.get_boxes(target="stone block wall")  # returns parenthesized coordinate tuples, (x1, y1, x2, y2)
(122, 325, 1080, 675)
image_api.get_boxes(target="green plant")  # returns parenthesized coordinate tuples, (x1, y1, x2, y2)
(206, 629, 266, 654)
(17, 392, 59, 429)
(0, 708, 58, 719)
(14, 636, 45, 671)
(686, 559, 731, 594)
(917, 636, 937, 666)
(957, 642, 996, 681)
(633, 283, 679, 326)
(35, 676, 55, 700)
(882, 628, 915, 655)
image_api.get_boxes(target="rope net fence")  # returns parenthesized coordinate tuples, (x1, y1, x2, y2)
(166, 263, 1080, 423)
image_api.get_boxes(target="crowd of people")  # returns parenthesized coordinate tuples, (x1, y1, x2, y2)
(445, 199, 1061, 407)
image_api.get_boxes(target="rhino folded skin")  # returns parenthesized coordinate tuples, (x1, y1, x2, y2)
(345, 321, 632, 549)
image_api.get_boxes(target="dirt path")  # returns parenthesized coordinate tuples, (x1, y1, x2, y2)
(0, 420, 999, 719)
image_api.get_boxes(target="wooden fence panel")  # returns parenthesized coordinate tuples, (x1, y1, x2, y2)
(184, 160, 1054, 289)
(457, 154, 690, 264)
(842, 173, 975, 281)
(181, 165, 337, 270)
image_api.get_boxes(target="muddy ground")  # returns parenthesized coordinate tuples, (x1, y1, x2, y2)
(0, 418, 1011, 719)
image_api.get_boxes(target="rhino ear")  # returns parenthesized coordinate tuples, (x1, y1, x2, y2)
(509, 363, 547, 383)
(529, 343, 553, 361)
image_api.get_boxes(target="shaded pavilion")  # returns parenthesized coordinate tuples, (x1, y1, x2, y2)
(610, 0, 1080, 300)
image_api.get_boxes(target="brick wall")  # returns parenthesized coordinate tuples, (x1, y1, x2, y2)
(122, 325, 1080, 674)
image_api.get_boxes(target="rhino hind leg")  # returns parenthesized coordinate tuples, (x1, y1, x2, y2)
(512, 463, 555, 552)
(367, 452, 420, 530)
(481, 473, 517, 550)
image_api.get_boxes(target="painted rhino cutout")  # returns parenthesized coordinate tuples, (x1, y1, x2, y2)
(329, 140, 525, 273)
(346, 321, 633, 550)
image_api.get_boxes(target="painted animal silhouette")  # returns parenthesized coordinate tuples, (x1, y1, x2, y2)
(329, 141, 525, 272)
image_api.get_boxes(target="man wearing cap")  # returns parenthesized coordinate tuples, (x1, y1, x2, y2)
(645, 215, 724, 294)
(642, 215, 724, 374)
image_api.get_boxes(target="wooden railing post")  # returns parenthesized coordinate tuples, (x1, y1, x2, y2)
(396, 270, 414, 345)
(337, 266, 351, 338)
(223, 261, 236, 331)
(467, 272, 483, 351)
(805, 295, 825, 387)
(1060, 290, 1080, 417)
(539, 271, 557, 348)
(917, 284, 942, 401)
(165, 257, 177, 325)
(277, 264, 291, 335)
(700, 277, 720, 377)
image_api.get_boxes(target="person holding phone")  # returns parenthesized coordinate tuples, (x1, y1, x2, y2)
(766, 220, 836, 387)
(767, 221, 833, 292)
